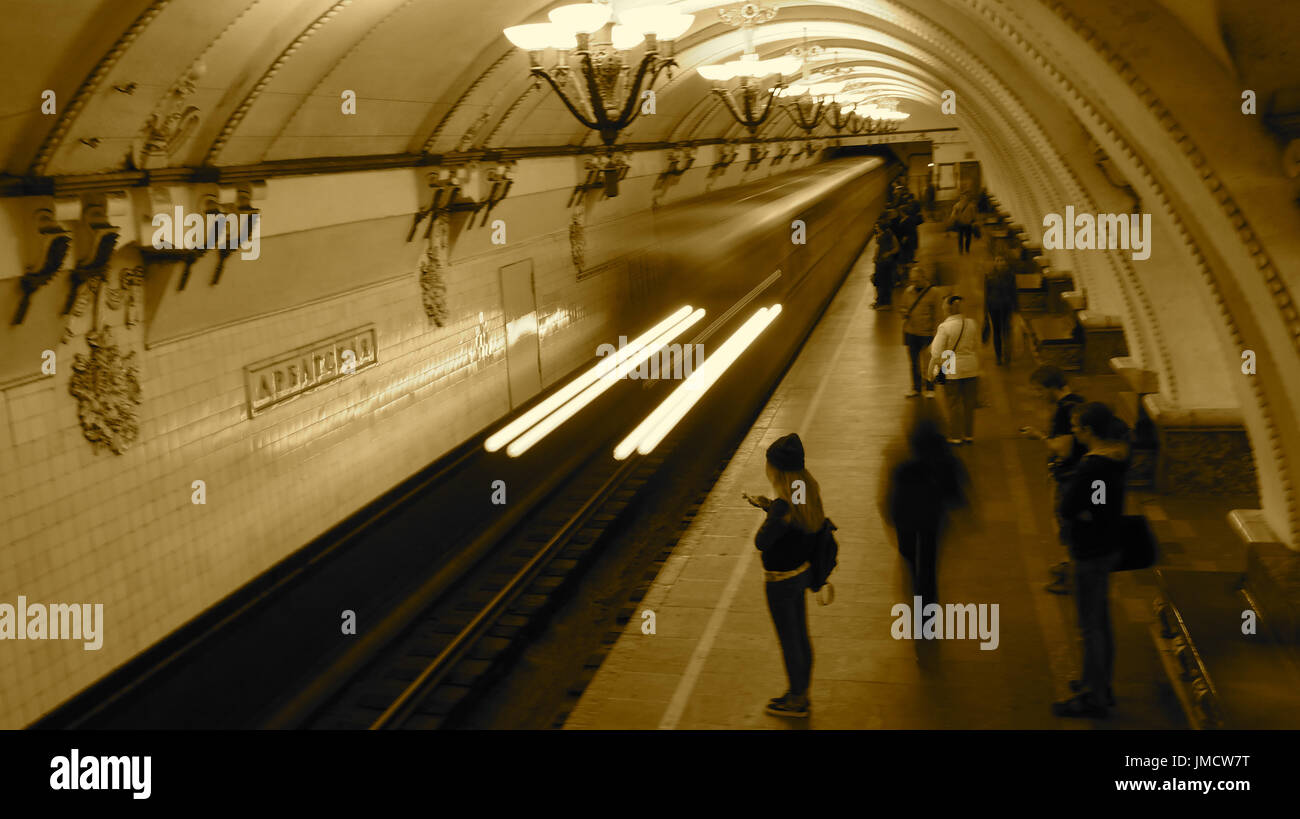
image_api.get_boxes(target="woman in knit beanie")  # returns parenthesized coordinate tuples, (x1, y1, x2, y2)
(745, 433, 827, 718)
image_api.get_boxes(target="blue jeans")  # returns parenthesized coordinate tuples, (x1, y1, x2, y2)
(766, 571, 812, 697)
(1073, 550, 1121, 698)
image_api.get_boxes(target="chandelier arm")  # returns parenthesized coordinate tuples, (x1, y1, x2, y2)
(579, 51, 615, 131)
(613, 53, 662, 126)
(712, 87, 744, 125)
(754, 87, 781, 127)
(533, 68, 601, 130)
(783, 102, 814, 132)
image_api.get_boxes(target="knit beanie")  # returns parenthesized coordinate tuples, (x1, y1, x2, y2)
(766, 433, 805, 471)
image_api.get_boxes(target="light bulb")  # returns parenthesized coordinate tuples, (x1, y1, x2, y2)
(548, 3, 612, 35)
(611, 24, 644, 50)
(504, 23, 559, 51)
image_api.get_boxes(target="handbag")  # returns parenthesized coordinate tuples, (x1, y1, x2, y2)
(932, 318, 966, 385)
(1112, 515, 1159, 571)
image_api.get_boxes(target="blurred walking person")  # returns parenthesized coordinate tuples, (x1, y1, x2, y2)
(949, 193, 978, 255)
(929, 295, 981, 443)
(882, 417, 968, 621)
(744, 434, 828, 719)
(982, 254, 1017, 365)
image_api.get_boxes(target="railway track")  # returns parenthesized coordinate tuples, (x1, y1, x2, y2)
(306, 429, 684, 730)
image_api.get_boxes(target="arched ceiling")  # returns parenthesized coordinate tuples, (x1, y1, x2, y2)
(3, 0, 1300, 545)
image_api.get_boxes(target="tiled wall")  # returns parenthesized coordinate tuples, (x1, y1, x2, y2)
(0, 157, 819, 727)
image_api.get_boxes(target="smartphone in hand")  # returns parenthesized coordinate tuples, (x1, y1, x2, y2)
(742, 493, 770, 509)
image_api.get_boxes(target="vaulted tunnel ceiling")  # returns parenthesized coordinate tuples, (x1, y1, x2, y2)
(2, 0, 1272, 174)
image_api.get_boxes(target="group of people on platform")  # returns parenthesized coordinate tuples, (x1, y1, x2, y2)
(743, 180, 1132, 721)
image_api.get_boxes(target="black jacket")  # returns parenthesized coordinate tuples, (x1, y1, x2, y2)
(886, 454, 967, 530)
(755, 499, 813, 572)
(1049, 393, 1087, 481)
(1057, 443, 1130, 560)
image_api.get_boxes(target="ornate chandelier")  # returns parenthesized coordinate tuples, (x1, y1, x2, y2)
(503, 3, 694, 147)
(698, 3, 799, 136)
(699, 54, 802, 135)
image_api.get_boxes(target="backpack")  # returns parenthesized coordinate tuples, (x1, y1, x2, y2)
(807, 518, 839, 601)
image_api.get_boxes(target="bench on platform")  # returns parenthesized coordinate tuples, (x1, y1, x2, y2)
(1019, 312, 1082, 371)
(1015, 272, 1046, 312)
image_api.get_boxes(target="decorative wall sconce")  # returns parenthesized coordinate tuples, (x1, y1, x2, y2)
(795, 139, 822, 159)
(12, 208, 73, 325)
(770, 142, 792, 166)
(663, 146, 696, 176)
(745, 143, 769, 169)
(713, 143, 740, 170)
(209, 184, 264, 286)
(137, 182, 264, 291)
(569, 152, 631, 206)
(475, 163, 516, 226)
(408, 162, 516, 239)
(63, 199, 122, 314)
(408, 167, 465, 242)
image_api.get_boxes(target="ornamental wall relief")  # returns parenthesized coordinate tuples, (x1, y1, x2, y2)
(419, 212, 451, 327)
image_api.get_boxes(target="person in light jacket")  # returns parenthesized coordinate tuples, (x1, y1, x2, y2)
(929, 295, 981, 443)
(950, 195, 978, 255)
(900, 264, 943, 398)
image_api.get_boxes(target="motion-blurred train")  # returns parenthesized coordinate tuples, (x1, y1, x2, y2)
(40, 152, 899, 728)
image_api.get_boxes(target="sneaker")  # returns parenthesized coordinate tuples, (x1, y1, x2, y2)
(1051, 693, 1107, 719)
(904, 390, 919, 398)
(923, 390, 935, 399)
(765, 696, 810, 718)
(1069, 680, 1116, 706)
(768, 692, 790, 707)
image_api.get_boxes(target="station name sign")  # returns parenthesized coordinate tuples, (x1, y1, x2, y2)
(245, 325, 377, 416)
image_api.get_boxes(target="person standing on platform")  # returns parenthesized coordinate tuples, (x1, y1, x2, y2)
(924, 181, 937, 220)
(1052, 403, 1130, 719)
(1021, 365, 1087, 594)
(949, 194, 978, 255)
(982, 254, 1017, 365)
(898, 200, 924, 276)
(745, 433, 828, 719)
(882, 416, 968, 626)
(872, 218, 900, 310)
(901, 264, 942, 398)
(929, 295, 981, 443)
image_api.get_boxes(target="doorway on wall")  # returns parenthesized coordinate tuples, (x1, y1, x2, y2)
(498, 259, 543, 408)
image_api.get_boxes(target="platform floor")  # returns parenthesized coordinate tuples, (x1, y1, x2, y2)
(565, 220, 1238, 730)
